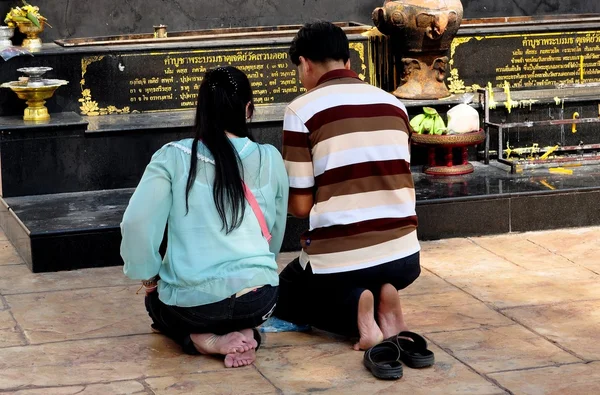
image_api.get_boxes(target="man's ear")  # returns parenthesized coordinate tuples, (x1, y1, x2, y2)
(344, 59, 351, 70)
(299, 56, 310, 72)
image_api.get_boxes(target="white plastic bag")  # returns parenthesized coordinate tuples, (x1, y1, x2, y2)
(447, 104, 480, 135)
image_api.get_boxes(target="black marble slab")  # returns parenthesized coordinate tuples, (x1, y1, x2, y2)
(0, 112, 287, 198)
(4, 189, 133, 236)
(4, 162, 600, 271)
(511, 190, 600, 232)
(0, 31, 370, 118)
(84, 104, 288, 133)
(414, 163, 600, 203)
(0, 111, 87, 131)
(417, 198, 511, 240)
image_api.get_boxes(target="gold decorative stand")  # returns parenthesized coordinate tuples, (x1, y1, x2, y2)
(1, 67, 68, 121)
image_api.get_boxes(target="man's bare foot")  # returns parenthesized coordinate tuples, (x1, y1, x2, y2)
(377, 283, 409, 339)
(190, 332, 254, 355)
(353, 290, 384, 351)
(224, 348, 257, 368)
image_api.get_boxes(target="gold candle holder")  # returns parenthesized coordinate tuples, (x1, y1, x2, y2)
(153, 25, 168, 39)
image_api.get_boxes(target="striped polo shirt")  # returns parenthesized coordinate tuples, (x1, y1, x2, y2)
(283, 69, 420, 274)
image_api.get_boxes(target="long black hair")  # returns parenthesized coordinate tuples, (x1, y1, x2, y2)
(186, 66, 256, 233)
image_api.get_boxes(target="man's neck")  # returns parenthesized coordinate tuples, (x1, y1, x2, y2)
(313, 61, 347, 83)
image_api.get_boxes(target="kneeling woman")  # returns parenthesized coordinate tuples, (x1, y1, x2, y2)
(120, 66, 289, 368)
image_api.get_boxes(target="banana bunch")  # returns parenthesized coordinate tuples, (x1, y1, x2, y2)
(4, 1, 48, 28)
(410, 107, 447, 135)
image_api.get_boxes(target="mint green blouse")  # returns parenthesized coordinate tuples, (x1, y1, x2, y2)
(121, 138, 289, 307)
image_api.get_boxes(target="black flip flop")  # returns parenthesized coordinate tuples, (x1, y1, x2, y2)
(386, 331, 435, 368)
(363, 341, 403, 380)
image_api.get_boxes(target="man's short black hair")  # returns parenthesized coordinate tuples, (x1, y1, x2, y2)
(289, 21, 350, 66)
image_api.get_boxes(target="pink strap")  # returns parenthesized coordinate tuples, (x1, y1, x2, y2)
(242, 182, 272, 243)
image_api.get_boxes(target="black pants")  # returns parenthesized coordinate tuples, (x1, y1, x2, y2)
(146, 285, 278, 354)
(274, 252, 421, 337)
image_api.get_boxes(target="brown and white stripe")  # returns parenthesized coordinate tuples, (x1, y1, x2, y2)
(283, 69, 419, 274)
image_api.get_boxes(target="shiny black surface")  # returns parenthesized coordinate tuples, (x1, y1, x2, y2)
(5, 163, 600, 236)
(415, 163, 600, 203)
(4, 162, 600, 272)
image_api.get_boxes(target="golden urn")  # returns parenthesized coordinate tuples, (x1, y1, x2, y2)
(16, 20, 44, 51)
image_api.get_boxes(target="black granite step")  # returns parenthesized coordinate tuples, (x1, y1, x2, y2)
(2, 163, 600, 273)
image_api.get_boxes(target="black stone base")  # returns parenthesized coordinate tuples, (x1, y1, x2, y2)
(2, 162, 600, 272)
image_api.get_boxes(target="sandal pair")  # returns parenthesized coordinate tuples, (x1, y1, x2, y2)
(363, 331, 435, 380)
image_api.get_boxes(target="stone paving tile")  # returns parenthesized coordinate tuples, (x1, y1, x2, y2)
(7, 381, 147, 394)
(262, 328, 346, 349)
(0, 310, 26, 348)
(525, 227, 600, 272)
(0, 240, 23, 266)
(6, 286, 150, 344)
(400, 269, 457, 296)
(255, 342, 505, 394)
(421, 238, 526, 278)
(0, 265, 136, 295)
(502, 299, 600, 360)
(427, 325, 580, 374)
(402, 289, 514, 334)
(471, 234, 576, 270)
(146, 368, 278, 394)
(489, 362, 600, 395)
(0, 334, 222, 390)
(442, 266, 600, 309)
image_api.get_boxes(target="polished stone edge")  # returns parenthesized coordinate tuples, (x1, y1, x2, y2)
(29, 230, 123, 273)
(458, 21, 600, 37)
(417, 185, 600, 206)
(417, 198, 511, 240)
(5, 186, 600, 272)
(511, 189, 600, 232)
(85, 104, 288, 133)
(0, 112, 88, 132)
(34, 33, 369, 55)
(0, 197, 33, 269)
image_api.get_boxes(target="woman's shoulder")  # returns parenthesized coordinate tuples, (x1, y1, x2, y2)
(257, 143, 283, 160)
(158, 139, 215, 163)
(163, 138, 194, 152)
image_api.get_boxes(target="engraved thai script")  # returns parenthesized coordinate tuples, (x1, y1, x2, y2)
(164, 57, 185, 67)
(522, 37, 575, 49)
(149, 94, 173, 101)
(144, 86, 173, 94)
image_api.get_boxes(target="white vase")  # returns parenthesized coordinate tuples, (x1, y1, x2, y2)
(0, 26, 14, 50)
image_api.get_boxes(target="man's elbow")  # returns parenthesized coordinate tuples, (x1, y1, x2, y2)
(288, 205, 311, 219)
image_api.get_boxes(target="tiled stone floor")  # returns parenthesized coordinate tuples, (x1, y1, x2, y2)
(0, 227, 599, 394)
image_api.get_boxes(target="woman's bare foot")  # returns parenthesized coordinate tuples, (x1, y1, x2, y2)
(377, 284, 409, 339)
(238, 328, 259, 349)
(353, 290, 384, 351)
(223, 328, 259, 367)
(224, 348, 257, 368)
(190, 332, 254, 355)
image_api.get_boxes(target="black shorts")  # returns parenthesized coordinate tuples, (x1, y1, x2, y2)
(145, 285, 278, 354)
(274, 252, 421, 337)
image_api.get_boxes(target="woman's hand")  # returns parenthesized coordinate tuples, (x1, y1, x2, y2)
(145, 285, 157, 295)
(142, 276, 159, 295)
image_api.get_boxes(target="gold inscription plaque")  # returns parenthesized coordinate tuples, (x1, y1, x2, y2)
(449, 30, 600, 93)
(79, 43, 369, 116)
